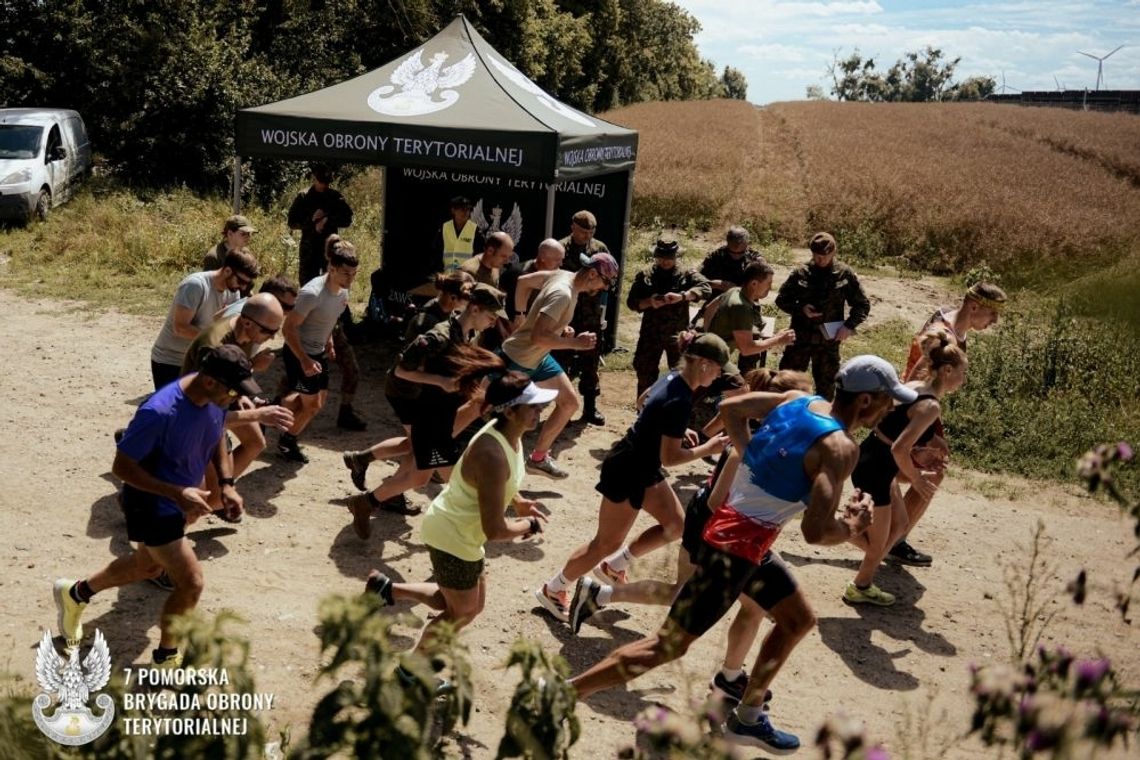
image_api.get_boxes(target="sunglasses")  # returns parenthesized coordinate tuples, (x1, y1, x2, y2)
(244, 315, 278, 337)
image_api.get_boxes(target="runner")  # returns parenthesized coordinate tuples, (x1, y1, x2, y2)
(571, 369, 811, 712)
(891, 280, 1006, 566)
(344, 285, 507, 537)
(277, 237, 357, 464)
(363, 373, 554, 686)
(501, 252, 619, 478)
(534, 334, 732, 622)
(844, 332, 967, 605)
(52, 346, 259, 665)
(566, 355, 910, 753)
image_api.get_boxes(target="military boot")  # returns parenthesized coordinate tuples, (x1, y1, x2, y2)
(580, 394, 605, 426)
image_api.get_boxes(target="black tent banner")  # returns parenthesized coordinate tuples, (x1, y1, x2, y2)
(234, 14, 638, 341)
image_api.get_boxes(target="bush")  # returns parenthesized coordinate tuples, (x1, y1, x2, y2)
(945, 298, 1140, 493)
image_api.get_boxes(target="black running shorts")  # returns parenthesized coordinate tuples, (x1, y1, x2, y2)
(428, 547, 484, 591)
(120, 486, 186, 547)
(595, 439, 666, 510)
(668, 547, 797, 637)
(283, 346, 330, 395)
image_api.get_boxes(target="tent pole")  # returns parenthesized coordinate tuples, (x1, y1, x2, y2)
(544, 182, 556, 239)
(612, 168, 636, 348)
(231, 157, 241, 213)
(379, 166, 388, 271)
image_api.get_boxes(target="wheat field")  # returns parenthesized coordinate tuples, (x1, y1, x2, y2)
(605, 99, 1140, 279)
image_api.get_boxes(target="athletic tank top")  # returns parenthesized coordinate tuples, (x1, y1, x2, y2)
(703, 395, 844, 563)
(875, 394, 938, 446)
(420, 420, 525, 562)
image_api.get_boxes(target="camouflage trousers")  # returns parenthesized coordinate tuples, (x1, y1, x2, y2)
(633, 332, 683, 397)
(778, 340, 840, 400)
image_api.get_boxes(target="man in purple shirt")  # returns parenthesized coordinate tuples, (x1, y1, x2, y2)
(52, 346, 259, 667)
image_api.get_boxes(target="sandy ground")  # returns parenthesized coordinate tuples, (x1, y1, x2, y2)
(1, 268, 1137, 759)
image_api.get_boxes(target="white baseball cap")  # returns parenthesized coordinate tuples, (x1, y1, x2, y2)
(492, 381, 558, 411)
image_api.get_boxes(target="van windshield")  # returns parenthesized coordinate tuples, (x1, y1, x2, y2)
(0, 125, 45, 159)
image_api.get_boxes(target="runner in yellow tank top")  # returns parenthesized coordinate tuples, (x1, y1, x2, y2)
(363, 372, 556, 678)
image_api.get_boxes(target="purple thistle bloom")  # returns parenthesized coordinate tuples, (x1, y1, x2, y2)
(865, 746, 890, 760)
(1074, 658, 1111, 690)
(1117, 442, 1134, 462)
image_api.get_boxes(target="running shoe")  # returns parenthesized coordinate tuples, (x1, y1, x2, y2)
(595, 560, 628, 585)
(153, 649, 184, 668)
(843, 582, 896, 607)
(886, 540, 933, 567)
(278, 439, 310, 464)
(723, 712, 800, 754)
(365, 570, 394, 607)
(526, 456, 569, 480)
(710, 671, 749, 705)
(534, 583, 570, 622)
(347, 494, 373, 540)
(148, 571, 175, 592)
(378, 494, 422, 516)
(569, 577, 602, 634)
(52, 579, 86, 652)
(709, 672, 773, 709)
(342, 451, 370, 491)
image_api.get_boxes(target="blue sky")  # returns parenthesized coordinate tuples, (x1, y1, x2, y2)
(671, 1, 1140, 103)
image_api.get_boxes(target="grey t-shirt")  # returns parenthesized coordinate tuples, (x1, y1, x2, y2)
(151, 271, 238, 366)
(293, 274, 348, 354)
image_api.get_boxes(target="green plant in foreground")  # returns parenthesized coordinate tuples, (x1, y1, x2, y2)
(967, 443, 1140, 757)
(619, 702, 736, 759)
(496, 639, 580, 759)
(288, 593, 472, 760)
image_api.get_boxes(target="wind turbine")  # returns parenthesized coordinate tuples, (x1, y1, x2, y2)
(995, 71, 1020, 94)
(1054, 75, 1066, 92)
(1077, 45, 1124, 91)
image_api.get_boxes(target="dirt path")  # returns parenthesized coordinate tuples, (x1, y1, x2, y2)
(0, 277, 1136, 758)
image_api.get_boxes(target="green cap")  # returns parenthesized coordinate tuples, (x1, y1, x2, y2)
(685, 333, 730, 366)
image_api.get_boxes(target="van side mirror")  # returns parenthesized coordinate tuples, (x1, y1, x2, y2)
(50, 145, 68, 161)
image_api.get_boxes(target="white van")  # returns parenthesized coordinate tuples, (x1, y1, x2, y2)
(0, 108, 92, 223)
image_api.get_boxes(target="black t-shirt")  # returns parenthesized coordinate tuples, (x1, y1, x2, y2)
(620, 372, 693, 470)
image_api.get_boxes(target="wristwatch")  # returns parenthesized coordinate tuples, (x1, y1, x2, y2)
(219, 477, 236, 487)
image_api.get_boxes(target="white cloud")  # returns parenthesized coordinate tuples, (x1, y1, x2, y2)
(738, 43, 811, 62)
(671, 1, 1139, 102)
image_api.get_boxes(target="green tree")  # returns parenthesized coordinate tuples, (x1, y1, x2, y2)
(720, 65, 748, 100)
(827, 45, 994, 102)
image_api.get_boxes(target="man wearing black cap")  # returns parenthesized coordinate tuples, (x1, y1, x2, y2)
(288, 164, 354, 286)
(52, 345, 258, 667)
(627, 236, 712, 396)
(434, 195, 485, 274)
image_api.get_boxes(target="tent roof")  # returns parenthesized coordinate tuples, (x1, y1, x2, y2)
(235, 15, 637, 181)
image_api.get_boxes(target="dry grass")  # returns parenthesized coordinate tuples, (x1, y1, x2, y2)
(604, 100, 1140, 282)
(0, 170, 384, 313)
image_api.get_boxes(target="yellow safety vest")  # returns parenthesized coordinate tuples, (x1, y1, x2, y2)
(442, 220, 478, 271)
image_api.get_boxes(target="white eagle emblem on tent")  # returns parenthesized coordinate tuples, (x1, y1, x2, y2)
(368, 48, 477, 116)
(487, 54, 596, 127)
(473, 200, 523, 245)
(32, 629, 115, 746)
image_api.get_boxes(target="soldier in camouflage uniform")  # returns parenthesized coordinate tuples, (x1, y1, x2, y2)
(555, 210, 611, 425)
(774, 232, 870, 399)
(627, 237, 712, 396)
(699, 226, 767, 371)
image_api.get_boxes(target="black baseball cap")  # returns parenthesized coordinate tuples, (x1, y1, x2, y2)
(199, 345, 261, 397)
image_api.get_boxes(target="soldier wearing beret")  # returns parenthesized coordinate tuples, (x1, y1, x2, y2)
(627, 237, 712, 396)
